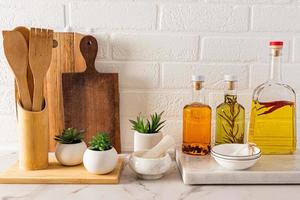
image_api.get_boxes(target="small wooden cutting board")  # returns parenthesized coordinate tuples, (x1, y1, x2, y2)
(0, 155, 123, 184)
(62, 35, 121, 153)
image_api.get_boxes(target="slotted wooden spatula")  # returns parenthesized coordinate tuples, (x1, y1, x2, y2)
(2, 30, 32, 110)
(29, 28, 53, 111)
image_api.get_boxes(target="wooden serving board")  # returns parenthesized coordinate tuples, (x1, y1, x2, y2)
(176, 149, 300, 185)
(0, 155, 123, 184)
(46, 32, 86, 151)
(62, 35, 121, 153)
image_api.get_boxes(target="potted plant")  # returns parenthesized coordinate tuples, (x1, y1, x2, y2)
(54, 128, 87, 166)
(129, 112, 166, 151)
(83, 132, 118, 174)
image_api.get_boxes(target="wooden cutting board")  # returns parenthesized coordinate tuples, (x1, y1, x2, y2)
(46, 32, 86, 151)
(62, 35, 121, 153)
(0, 155, 123, 184)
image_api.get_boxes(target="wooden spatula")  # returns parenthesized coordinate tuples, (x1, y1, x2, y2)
(29, 28, 53, 111)
(2, 30, 32, 110)
(14, 26, 34, 100)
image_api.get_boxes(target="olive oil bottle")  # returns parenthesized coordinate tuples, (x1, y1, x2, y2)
(215, 75, 245, 145)
(248, 41, 296, 154)
(182, 75, 211, 156)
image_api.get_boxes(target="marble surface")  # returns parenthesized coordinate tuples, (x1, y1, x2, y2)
(0, 151, 300, 200)
(177, 150, 300, 184)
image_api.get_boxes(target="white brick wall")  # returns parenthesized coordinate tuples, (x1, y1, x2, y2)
(70, 2, 157, 30)
(201, 37, 290, 62)
(160, 5, 249, 32)
(1, 0, 300, 151)
(0, 2, 65, 29)
(252, 6, 300, 32)
(111, 34, 199, 61)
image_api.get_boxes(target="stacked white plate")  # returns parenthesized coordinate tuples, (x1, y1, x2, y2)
(211, 144, 261, 170)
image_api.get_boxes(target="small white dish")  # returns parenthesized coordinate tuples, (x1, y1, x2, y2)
(212, 154, 261, 170)
(211, 144, 261, 160)
(129, 151, 172, 180)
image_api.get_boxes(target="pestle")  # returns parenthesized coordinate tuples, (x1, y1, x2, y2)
(142, 135, 175, 159)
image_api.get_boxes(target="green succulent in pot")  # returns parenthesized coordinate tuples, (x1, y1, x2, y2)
(54, 128, 87, 166)
(130, 111, 166, 152)
(83, 132, 118, 175)
(129, 111, 166, 134)
(54, 128, 85, 144)
(89, 132, 113, 151)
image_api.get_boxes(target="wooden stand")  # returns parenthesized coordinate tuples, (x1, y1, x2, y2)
(0, 155, 123, 184)
(17, 101, 49, 170)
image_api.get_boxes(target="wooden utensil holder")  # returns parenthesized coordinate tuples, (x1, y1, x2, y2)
(17, 101, 49, 170)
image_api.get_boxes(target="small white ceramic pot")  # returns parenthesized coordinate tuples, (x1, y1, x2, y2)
(55, 141, 87, 166)
(134, 131, 162, 152)
(83, 147, 118, 174)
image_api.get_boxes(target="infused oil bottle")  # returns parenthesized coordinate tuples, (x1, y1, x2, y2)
(215, 75, 245, 145)
(248, 41, 296, 154)
(182, 75, 211, 155)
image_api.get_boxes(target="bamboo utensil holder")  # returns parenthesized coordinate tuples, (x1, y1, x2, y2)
(17, 101, 49, 170)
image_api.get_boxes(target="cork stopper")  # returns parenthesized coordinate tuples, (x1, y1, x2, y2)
(192, 75, 204, 90)
(224, 74, 237, 90)
(269, 41, 283, 57)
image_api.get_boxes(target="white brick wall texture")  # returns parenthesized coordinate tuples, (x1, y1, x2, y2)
(1, 0, 300, 151)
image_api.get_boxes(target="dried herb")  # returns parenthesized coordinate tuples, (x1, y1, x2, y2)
(218, 95, 244, 144)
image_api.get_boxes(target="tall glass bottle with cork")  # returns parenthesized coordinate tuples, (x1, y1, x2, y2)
(248, 41, 296, 154)
(182, 75, 211, 156)
(215, 75, 245, 145)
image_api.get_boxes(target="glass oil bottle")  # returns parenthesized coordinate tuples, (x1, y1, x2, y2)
(248, 41, 296, 154)
(182, 75, 212, 156)
(215, 75, 245, 145)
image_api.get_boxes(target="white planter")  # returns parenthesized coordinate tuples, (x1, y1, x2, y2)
(55, 141, 87, 166)
(83, 147, 118, 174)
(134, 131, 162, 152)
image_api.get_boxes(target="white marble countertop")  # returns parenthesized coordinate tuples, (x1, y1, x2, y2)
(0, 151, 300, 200)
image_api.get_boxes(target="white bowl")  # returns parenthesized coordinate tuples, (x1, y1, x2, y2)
(211, 144, 261, 160)
(129, 151, 172, 180)
(212, 154, 261, 170)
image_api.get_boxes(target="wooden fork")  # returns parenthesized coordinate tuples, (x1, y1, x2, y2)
(29, 28, 53, 111)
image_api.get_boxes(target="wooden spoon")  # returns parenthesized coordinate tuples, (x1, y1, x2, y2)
(14, 26, 34, 99)
(2, 30, 32, 110)
(29, 28, 53, 111)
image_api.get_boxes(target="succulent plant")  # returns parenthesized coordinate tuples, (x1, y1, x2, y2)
(129, 111, 166, 134)
(89, 132, 112, 151)
(54, 128, 85, 144)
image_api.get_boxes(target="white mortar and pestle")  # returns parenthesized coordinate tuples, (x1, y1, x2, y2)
(129, 135, 175, 180)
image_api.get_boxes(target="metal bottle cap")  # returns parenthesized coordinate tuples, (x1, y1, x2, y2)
(192, 75, 205, 82)
(224, 74, 238, 82)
